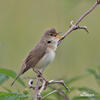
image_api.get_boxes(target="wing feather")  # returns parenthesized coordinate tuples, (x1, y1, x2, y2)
(11, 41, 47, 86)
(20, 41, 47, 74)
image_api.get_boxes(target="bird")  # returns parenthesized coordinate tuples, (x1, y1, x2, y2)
(11, 28, 62, 86)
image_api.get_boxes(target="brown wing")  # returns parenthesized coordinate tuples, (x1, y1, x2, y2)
(11, 41, 47, 86)
(20, 41, 47, 74)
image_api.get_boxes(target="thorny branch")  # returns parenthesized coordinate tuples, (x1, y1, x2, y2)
(29, 79, 70, 100)
(30, 0, 100, 100)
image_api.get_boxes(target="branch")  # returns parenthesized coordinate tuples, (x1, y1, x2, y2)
(48, 86, 69, 100)
(48, 80, 70, 93)
(42, 90, 58, 99)
(29, 77, 70, 100)
(34, 77, 41, 100)
(58, 0, 100, 45)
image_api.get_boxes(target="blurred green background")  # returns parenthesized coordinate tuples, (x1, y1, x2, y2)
(0, 0, 100, 93)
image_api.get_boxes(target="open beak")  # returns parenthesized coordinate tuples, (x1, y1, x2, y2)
(54, 32, 62, 39)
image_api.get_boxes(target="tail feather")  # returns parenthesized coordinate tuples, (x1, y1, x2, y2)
(11, 62, 28, 86)
(11, 74, 21, 86)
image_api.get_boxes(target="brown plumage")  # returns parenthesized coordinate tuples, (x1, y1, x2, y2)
(11, 28, 61, 86)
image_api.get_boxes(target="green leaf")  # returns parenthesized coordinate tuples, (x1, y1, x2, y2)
(65, 75, 87, 85)
(42, 90, 58, 99)
(44, 98, 55, 100)
(2, 87, 12, 93)
(96, 96, 100, 100)
(76, 87, 100, 100)
(0, 68, 25, 87)
(0, 73, 9, 85)
(72, 96, 91, 100)
(97, 66, 100, 72)
(72, 96, 100, 100)
(0, 92, 29, 100)
(78, 87, 99, 95)
(41, 90, 52, 97)
(87, 69, 97, 76)
(87, 68, 100, 80)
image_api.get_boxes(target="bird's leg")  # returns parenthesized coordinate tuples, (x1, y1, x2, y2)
(33, 69, 48, 83)
(34, 69, 42, 77)
(33, 69, 49, 97)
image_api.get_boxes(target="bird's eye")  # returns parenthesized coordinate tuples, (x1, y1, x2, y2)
(47, 41, 51, 43)
(50, 34, 53, 36)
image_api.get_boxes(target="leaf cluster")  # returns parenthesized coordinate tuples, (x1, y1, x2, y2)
(0, 67, 100, 100)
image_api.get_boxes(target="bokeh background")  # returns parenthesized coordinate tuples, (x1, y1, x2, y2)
(0, 0, 100, 93)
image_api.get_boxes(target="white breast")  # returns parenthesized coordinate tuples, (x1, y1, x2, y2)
(36, 48, 55, 72)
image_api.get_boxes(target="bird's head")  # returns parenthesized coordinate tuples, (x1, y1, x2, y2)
(41, 28, 62, 50)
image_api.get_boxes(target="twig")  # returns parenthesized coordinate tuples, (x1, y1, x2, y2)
(38, 79, 70, 96)
(34, 77, 41, 100)
(42, 86, 69, 100)
(42, 90, 58, 99)
(58, 0, 100, 45)
(38, 80, 46, 96)
(48, 80, 70, 93)
(48, 86, 69, 100)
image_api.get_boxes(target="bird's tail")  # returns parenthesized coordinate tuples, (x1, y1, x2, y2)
(11, 74, 21, 86)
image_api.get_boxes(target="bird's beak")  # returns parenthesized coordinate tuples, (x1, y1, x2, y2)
(54, 32, 62, 39)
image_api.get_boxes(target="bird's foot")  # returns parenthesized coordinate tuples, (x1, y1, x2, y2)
(33, 69, 42, 76)
(33, 69, 48, 83)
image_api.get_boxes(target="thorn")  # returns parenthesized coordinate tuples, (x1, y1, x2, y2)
(74, 25, 89, 33)
(79, 26, 89, 33)
(70, 20, 74, 27)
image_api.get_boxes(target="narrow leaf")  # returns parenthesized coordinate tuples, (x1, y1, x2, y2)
(65, 75, 87, 85)
(0, 68, 25, 87)
(0, 73, 9, 85)
(0, 92, 29, 100)
(2, 87, 12, 93)
(78, 87, 99, 95)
